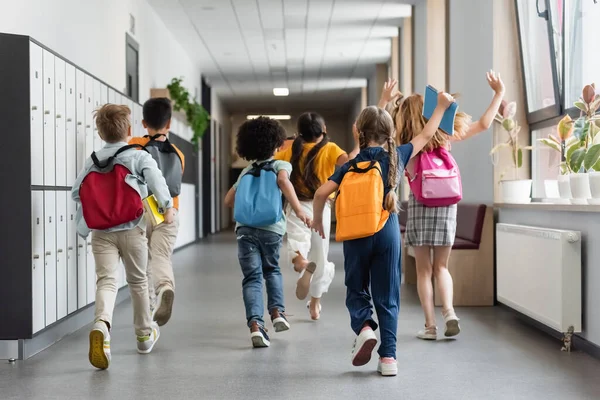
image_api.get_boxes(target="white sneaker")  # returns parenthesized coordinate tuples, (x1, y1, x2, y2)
(443, 311, 461, 337)
(152, 286, 175, 327)
(417, 326, 438, 340)
(137, 322, 160, 354)
(89, 321, 111, 370)
(351, 327, 378, 366)
(377, 357, 398, 376)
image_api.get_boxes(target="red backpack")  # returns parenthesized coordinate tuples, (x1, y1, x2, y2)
(79, 145, 146, 230)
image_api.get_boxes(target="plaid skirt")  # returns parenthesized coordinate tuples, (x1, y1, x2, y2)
(405, 193, 457, 247)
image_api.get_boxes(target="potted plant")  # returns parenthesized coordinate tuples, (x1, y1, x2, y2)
(490, 100, 533, 203)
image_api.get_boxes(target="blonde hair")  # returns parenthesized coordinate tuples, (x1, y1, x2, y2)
(391, 93, 471, 152)
(355, 106, 399, 213)
(94, 104, 131, 143)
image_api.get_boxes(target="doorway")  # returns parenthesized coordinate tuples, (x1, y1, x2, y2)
(125, 34, 139, 102)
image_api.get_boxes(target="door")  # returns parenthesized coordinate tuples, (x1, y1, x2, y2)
(77, 206, 87, 308)
(56, 192, 67, 320)
(201, 78, 212, 236)
(93, 80, 102, 151)
(55, 58, 67, 187)
(65, 64, 77, 186)
(66, 198, 77, 313)
(30, 43, 44, 186)
(75, 69, 86, 173)
(84, 75, 94, 158)
(31, 191, 45, 333)
(43, 50, 56, 186)
(44, 191, 57, 326)
(125, 34, 139, 102)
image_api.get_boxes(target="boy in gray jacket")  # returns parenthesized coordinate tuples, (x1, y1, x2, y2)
(72, 104, 174, 370)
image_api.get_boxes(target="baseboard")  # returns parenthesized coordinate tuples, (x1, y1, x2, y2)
(499, 304, 600, 360)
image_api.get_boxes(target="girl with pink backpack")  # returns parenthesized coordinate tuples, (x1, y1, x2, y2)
(379, 71, 505, 340)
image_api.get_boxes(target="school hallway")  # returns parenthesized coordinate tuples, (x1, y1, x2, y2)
(0, 231, 598, 400)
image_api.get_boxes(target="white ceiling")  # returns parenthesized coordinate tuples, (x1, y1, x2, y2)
(147, 0, 413, 111)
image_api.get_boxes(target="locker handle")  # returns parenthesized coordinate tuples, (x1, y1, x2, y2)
(87, 242, 91, 246)
(57, 249, 63, 253)
(77, 122, 82, 126)
(67, 118, 72, 122)
(33, 254, 40, 259)
(68, 246, 73, 250)
(78, 244, 84, 248)
(56, 114, 62, 119)
(86, 125, 91, 128)
(31, 106, 38, 111)
(45, 251, 51, 256)
(44, 110, 50, 115)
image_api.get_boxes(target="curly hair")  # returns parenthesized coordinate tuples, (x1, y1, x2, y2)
(236, 116, 287, 161)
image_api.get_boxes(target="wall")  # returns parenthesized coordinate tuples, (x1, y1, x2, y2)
(0, 0, 201, 104)
(448, 0, 494, 204)
(400, 17, 413, 95)
(412, 1, 427, 95)
(426, 0, 447, 90)
(212, 93, 232, 229)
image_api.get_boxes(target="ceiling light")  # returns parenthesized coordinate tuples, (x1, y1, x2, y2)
(273, 88, 289, 96)
(246, 115, 291, 120)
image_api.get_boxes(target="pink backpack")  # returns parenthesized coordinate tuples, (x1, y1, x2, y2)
(406, 147, 462, 207)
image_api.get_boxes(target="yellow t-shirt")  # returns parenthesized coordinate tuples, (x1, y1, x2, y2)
(275, 141, 346, 198)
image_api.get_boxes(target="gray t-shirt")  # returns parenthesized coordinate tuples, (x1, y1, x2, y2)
(233, 159, 292, 236)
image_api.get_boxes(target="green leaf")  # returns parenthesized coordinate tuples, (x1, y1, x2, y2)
(574, 101, 588, 112)
(569, 148, 586, 173)
(566, 141, 582, 163)
(573, 117, 587, 141)
(584, 144, 600, 171)
(566, 135, 579, 147)
(489, 142, 510, 155)
(517, 148, 523, 168)
(590, 121, 600, 140)
(537, 138, 561, 152)
(560, 161, 570, 175)
(592, 158, 600, 172)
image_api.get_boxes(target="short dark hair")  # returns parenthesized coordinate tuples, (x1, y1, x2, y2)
(236, 117, 286, 161)
(143, 97, 172, 130)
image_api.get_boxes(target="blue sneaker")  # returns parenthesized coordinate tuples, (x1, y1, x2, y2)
(250, 321, 270, 348)
(271, 309, 290, 332)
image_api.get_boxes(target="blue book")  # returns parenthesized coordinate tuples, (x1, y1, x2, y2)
(422, 85, 458, 135)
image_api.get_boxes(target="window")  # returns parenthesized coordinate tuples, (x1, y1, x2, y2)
(532, 124, 561, 198)
(564, 0, 600, 107)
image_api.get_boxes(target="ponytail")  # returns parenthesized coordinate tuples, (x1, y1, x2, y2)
(384, 136, 399, 213)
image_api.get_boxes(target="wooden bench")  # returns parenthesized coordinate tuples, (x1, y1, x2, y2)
(400, 203, 494, 306)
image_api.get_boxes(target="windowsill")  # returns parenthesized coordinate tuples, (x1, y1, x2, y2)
(494, 202, 600, 212)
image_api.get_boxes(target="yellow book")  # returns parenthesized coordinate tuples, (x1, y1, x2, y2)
(143, 195, 164, 227)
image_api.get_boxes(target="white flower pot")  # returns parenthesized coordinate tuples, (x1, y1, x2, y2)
(543, 180, 559, 198)
(557, 174, 572, 201)
(588, 171, 600, 205)
(501, 179, 532, 204)
(569, 173, 591, 205)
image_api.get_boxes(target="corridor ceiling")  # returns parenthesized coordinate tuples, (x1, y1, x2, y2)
(147, 0, 414, 110)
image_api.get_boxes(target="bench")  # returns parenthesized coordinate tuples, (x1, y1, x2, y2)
(401, 203, 494, 306)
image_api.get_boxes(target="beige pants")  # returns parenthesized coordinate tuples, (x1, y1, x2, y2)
(92, 227, 151, 337)
(146, 211, 179, 306)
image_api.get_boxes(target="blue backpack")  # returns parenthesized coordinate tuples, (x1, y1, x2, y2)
(234, 161, 283, 227)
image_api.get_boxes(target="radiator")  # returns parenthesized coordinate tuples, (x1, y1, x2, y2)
(496, 223, 582, 333)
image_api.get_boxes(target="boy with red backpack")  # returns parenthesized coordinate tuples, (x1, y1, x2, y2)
(71, 104, 175, 370)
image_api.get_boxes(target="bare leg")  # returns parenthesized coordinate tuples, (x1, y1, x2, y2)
(432, 246, 454, 314)
(414, 246, 436, 328)
(309, 297, 321, 320)
(292, 252, 309, 273)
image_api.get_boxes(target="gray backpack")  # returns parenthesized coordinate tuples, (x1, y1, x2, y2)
(144, 134, 183, 197)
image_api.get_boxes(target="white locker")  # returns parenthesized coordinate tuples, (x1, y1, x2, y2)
(44, 191, 57, 326)
(54, 58, 67, 187)
(133, 104, 141, 137)
(31, 191, 45, 333)
(84, 75, 94, 158)
(56, 192, 67, 320)
(75, 69, 86, 173)
(30, 43, 44, 186)
(108, 88, 116, 105)
(43, 50, 56, 186)
(66, 198, 77, 314)
(65, 64, 77, 186)
(93, 80, 102, 151)
(77, 221, 87, 308)
(86, 238, 95, 305)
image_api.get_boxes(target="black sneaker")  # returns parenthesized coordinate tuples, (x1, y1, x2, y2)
(250, 321, 270, 348)
(270, 309, 291, 332)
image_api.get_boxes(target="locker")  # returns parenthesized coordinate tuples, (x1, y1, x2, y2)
(30, 43, 44, 186)
(86, 238, 95, 305)
(108, 88, 116, 105)
(75, 69, 86, 173)
(44, 191, 57, 326)
(98, 83, 107, 148)
(93, 80, 102, 151)
(43, 50, 56, 186)
(31, 191, 45, 333)
(66, 198, 77, 314)
(84, 75, 94, 158)
(65, 64, 77, 186)
(54, 58, 67, 187)
(77, 228, 86, 308)
(133, 104, 141, 137)
(56, 192, 67, 320)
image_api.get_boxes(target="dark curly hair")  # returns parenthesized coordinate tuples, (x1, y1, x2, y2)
(236, 116, 286, 161)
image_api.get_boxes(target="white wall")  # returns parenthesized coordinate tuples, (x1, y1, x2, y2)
(0, 0, 201, 104)
(448, 0, 494, 204)
(412, 0, 427, 95)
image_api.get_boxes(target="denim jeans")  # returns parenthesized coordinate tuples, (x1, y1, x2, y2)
(237, 227, 285, 327)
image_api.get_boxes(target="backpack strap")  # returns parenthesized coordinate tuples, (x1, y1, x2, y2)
(349, 150, 387, 174)
(91, 144, 146, 169)
(144, 133, 167, 140)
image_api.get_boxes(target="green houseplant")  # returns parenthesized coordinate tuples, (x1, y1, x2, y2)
(167, 77, 210, 150)
(490, 100, 533, 203)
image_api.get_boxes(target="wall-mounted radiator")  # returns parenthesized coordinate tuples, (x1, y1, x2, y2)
(496, 223, 582, 334)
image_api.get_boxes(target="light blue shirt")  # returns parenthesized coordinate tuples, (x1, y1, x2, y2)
(233, 159, 292, 236)
(71, 141, 173, 238)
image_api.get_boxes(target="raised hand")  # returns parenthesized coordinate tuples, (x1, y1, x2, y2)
(486, 70, 505, 95)
(437, 92, 455, 110)
(379, 79, 401, 108)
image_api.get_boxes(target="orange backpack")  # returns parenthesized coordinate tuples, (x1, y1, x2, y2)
(335, 153, 389, 241)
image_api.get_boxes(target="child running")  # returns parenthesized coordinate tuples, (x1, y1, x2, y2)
(379, 72, 504, 340)
(312, 94, 455, 376)
(225, 116, 310, 348)
(274, 112, 359, 320)
(72, 104, 175, 369)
